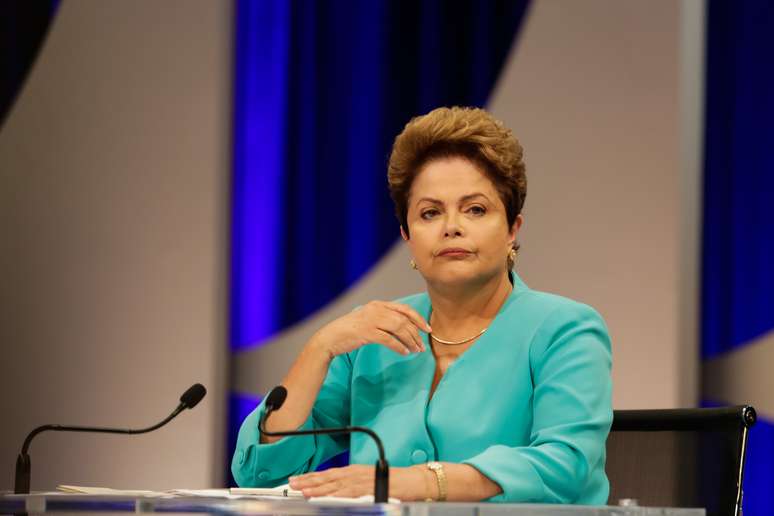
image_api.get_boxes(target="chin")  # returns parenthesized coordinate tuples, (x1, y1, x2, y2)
(426, 265, 491, 287)
(424, 261, 505, 287)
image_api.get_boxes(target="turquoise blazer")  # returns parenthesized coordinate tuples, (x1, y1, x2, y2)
(232, 273, 613, 504)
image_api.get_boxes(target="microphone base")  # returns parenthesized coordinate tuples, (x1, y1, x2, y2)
(374, 458, 389, 503)
(15, 453, 31, 494)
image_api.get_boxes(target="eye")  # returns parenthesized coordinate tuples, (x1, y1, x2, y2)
(467, 205, 487, 216)
(420, 208, 440, 220)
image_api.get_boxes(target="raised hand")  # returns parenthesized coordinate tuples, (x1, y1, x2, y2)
(310, 301, 432, 359)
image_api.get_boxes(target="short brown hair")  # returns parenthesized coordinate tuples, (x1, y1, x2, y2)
(387, 106, 527, 237)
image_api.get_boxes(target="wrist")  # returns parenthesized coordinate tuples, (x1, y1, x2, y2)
(425, 461, 447, 501)
(410, 464, 436, 501)
(306, 332, 335, 363)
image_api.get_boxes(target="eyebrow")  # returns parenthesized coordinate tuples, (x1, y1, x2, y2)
(415, 192, 491, 206)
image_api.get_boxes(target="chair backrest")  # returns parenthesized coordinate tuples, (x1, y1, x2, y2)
(606, 405, 756, 516)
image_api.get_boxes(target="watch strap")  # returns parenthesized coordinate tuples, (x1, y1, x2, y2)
(426, 461, 447, 501)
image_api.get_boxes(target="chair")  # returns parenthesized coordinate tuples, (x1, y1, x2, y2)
(606, 405, 756, 516)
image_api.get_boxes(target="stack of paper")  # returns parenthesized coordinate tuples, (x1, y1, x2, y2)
(56, 486, 172, 497)
(230, 486, 304, 498)
(55, 484, 400, 504)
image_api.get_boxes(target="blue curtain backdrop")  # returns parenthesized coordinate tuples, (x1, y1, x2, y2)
(703, 1, 774, 515)
(228, 0, 530, 484)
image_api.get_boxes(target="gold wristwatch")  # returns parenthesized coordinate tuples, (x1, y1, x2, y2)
(426, 461, 447, 501)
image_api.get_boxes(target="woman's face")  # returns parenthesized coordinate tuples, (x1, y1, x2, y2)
(402, 157, 522, 288)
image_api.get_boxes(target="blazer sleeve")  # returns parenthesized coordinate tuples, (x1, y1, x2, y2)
(231, 352, 354, 487)
(462, 301, 613, 503)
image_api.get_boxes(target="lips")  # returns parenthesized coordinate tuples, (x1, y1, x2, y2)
(438, 247, 472, 257)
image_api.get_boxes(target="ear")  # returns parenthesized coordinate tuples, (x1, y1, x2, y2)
(508, 214, 524, 246)
(400, 225, 410, 241)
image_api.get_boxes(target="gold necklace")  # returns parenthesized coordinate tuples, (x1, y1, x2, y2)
(430, 327, 487, 346)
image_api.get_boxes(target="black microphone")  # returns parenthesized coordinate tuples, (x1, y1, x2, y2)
(14, 383, 207, 494)
(259, 386, 390, 504)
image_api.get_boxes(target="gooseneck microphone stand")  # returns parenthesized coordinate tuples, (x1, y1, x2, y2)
(259, 386, 390, 504)
(14, 383, 206, 494)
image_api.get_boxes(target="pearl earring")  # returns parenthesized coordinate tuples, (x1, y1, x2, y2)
(508, 248, 518, 268)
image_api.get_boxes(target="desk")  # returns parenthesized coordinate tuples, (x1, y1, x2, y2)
(0, 493, 705, 515)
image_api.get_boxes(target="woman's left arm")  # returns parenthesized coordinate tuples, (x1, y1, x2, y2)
(461, 301, 613, 504)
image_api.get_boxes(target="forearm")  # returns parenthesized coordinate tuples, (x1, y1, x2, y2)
(261, 335, 332, 443)
(414, 463, 502, 502)
(260, 301, 427, 444)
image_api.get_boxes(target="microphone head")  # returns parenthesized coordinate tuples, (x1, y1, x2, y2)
(265, 386, 287, 412)
(180, 383, 207, 409)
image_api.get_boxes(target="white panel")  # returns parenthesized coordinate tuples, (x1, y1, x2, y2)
(488, 0, 700, 408)
(0, 0, 231, 490)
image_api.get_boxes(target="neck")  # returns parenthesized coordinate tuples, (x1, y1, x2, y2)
(426, 271, 513, 340)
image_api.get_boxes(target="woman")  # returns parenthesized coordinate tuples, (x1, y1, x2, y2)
(232, 107, 612, 504)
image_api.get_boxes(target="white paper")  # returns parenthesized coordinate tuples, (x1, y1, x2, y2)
(56, 485, 172, 497)
(166, 489, 236, 498)
(55, 484, 399, 504)
(230, 484, 304, 498)
(57, 486, 242, 499)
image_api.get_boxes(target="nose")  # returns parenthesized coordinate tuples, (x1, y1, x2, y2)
(443, 212, 464, 238)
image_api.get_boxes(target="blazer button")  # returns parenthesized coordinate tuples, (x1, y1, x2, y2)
(411, 449, 428, 464)
(258, 470, 270, 481)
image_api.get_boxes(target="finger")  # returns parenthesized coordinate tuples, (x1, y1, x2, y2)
(377, 312, 421, 352)
(381, 310, 424, 352)
(383, 302, 432, 332)
(328, 486, 372, 498)
(389, 325, 423, 353)
(289, 472, 329, 488)
(301, 480, 344, 498)
(404, 322, 425, 352)
(324, 475, 373, 498)
(371, 329, 411, 356)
